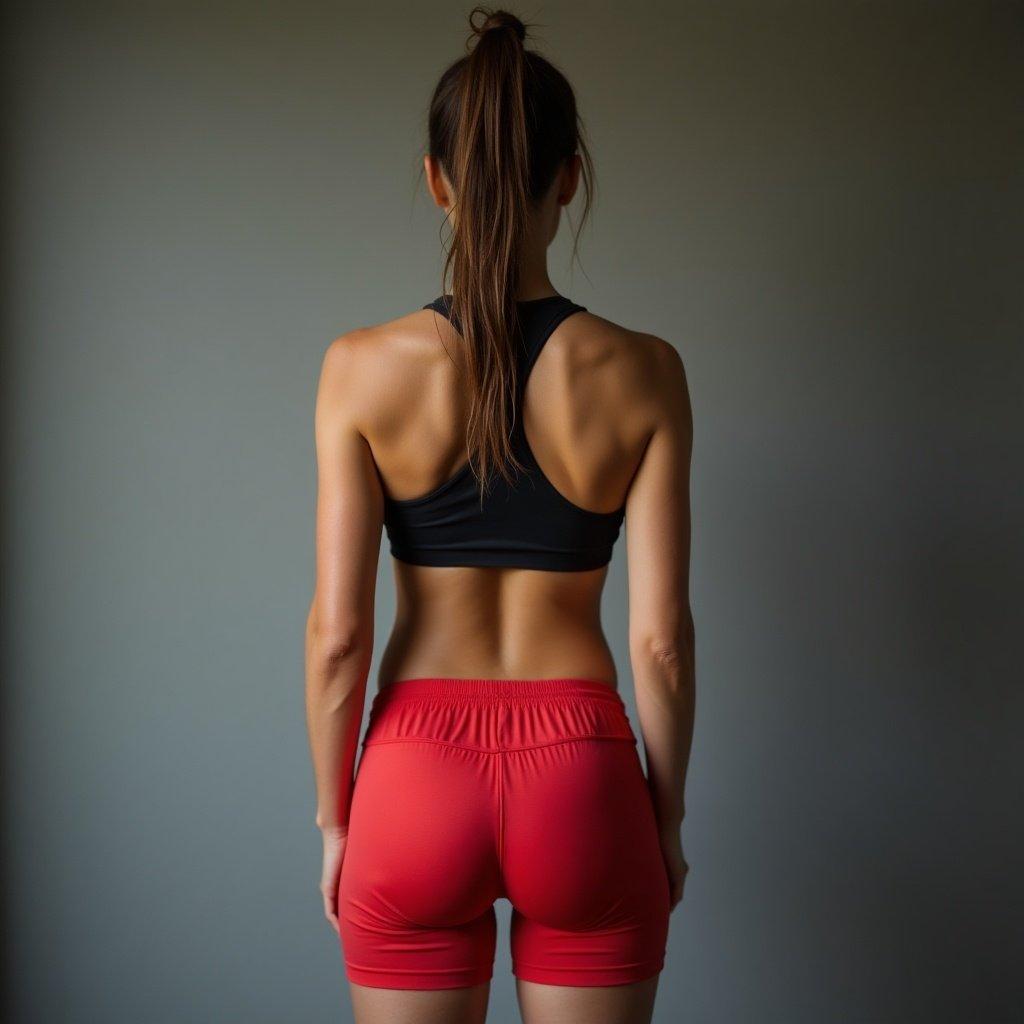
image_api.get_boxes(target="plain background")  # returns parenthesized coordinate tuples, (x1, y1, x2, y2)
(3, 1, 1022, 1021)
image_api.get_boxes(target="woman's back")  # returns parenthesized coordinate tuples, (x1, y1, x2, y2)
(306, 11, 693, 1021)
(322, 295, 681, 684)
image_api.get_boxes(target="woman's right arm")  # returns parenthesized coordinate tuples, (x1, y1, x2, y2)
(624, 337, 695, 911)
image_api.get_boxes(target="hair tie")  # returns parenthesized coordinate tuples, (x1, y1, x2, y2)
(470, 7, 527, 44)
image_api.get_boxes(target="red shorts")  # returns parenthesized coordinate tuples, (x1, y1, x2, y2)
(338, 677, 671, 989)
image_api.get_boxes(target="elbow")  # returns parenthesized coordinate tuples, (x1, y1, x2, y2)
(635, 609, 694, 669)
(306, 617, 370, 683)
(635, 635, 685, 673)
(314, 633, 363, 669)
(631, 629, 694, 697)
(649, 639, 685, 673)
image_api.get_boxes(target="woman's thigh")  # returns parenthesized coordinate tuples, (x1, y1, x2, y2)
(516, 976, 660, 1024)
(350, 980, 492, 1024)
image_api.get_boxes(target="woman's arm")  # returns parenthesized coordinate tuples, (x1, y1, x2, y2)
(305, 334, 383, 929)
(624, 338, 695, 911)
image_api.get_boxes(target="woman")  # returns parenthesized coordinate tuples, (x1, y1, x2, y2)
(305, 9, 695, 1023)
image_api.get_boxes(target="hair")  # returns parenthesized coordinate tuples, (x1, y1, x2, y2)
(427, 7, 594, 496)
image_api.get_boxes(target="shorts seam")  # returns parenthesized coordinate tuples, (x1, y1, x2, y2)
(512, 957, 665, 986)
(345, 961, 493, 990)
(497, 735, 505, 873)
(362, 735, 637, 754)
(513, 958, 664, 971)
(345, 961, 490, 976)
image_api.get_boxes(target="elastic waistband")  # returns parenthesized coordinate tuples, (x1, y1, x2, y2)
(371, 676, 624, 709)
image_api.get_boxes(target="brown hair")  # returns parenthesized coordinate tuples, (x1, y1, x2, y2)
(428, 7, 594, 495)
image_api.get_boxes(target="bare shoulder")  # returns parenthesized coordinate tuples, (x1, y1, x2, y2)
(317, 307, 447, 430)
(557, 310, 690, 421)
(321, 307, 431, 373)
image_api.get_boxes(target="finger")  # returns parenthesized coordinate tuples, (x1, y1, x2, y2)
(321, 882, 340, 927)
(322, 891, 340, 933)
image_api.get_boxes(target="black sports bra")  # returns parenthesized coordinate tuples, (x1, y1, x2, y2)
(382, 295, 626, 572)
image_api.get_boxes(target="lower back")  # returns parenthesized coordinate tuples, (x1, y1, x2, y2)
(377, 561, 618, 688)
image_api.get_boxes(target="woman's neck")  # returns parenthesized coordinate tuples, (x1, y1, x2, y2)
(515, 254, 557, 301)
(449, 248, 557, 302)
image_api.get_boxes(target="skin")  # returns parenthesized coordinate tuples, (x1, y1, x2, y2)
(305, 155, 695, 1024)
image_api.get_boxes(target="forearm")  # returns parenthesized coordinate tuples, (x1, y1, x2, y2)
(305, 609, 373, 831)
(631, 612, 696, 832)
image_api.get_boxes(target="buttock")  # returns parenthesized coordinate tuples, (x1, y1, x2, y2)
(337, 677, 671, 990)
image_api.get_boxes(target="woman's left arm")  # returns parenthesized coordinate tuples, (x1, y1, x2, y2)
(305, 334, 383, 931)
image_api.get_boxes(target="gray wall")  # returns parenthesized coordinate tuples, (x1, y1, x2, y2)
(3, 2, 1021, 1021)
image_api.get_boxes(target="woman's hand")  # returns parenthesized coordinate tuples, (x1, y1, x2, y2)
(319, 825, 349, 933)
(659, 826, 689, 912)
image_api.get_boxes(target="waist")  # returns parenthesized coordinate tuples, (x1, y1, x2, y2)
(383, 570, 616, 685)
(363, 676, 635, 753)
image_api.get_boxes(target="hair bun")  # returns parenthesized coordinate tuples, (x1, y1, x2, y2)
(470, 7, 527, 44)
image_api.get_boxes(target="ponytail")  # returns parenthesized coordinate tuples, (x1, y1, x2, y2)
(428, 8, 594, 496)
